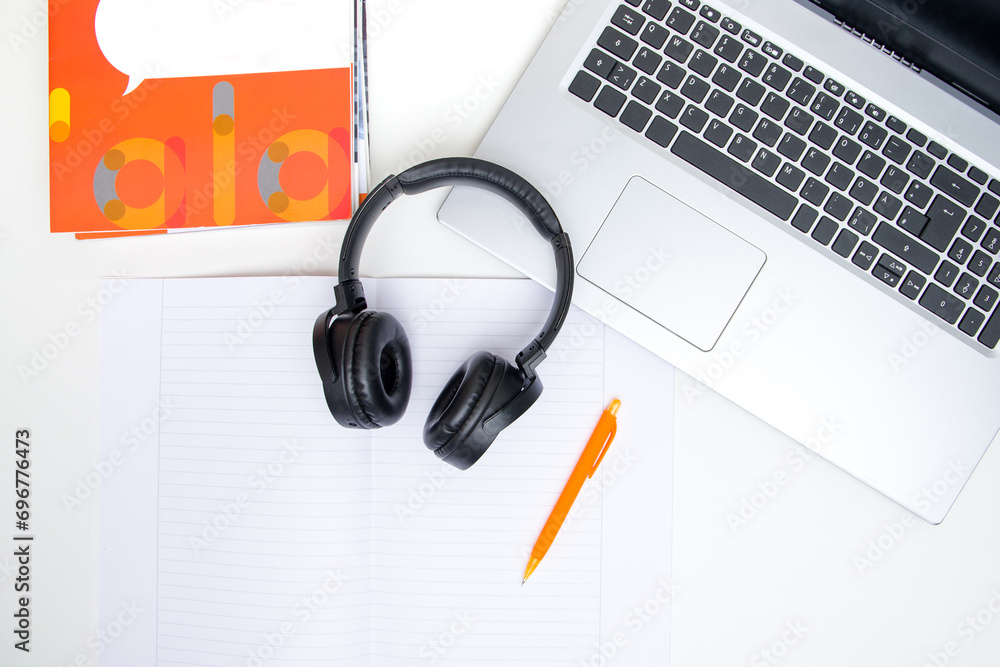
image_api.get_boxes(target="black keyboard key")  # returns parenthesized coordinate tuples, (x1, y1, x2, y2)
(959, 309, 986, 337)
(850, 176, 879, 206)
(975, 284, 998, 310)
(934, 261, 960, 288)
(612, 5, 646, 35)
(948, 237, 974, 265)
(681, 74, 710, 103)
(704, 118, 734, 147)
(874, 191, 903, 220)
(777, 163, 806, 191)
(880, 165, 909, 195)
(762, 64, 792, 91)
(609, 62, 638, 89)
(752, 148, 781, 177)
(927, 141, 947, 159)
(845, 90, 865, 109)
(853, 241, 879, 270)
(656, 61, 685, 88)
(783, 107, 814, 136)
(865, 103, 886, 121)
(919, 284, 965, 325)
(730, 104, 758, 132)
(922, 195, 967, 251)
(741, 29, 762, 47)
(969, 167, 989, 186)
(728, 133, 757, 162)
(900, 271, 926, 300)
(834, 107, 864, 136)
(802, 148, 831, 177)
(752, 118, 782, 147)
(873, 223, 938, 274)
(640, 21, 670, 49)
(705, 89, 735, 117)
(906, 151, 935, 180)
(825, 162, 855, 191)
(823, 78, 845, 97)
(633, 46, 664, 74)
(810, 92, 840, 121)
(812, 216, 839, 245)
(645, 115, 679, 147)
(666, 6, 697, 34)
(963, 217, 988, 243)
(848, 207, 877, 236)
(699, 5, 722, 22)
(833, 228, 860, 257)
(787, 77, 816, 106)
(898, 205, 929, 236)
(680, 105, 710, 132)
(873, 263, 902, 287)
(689, 49, 718, 77)
(738, 49, 767, 77)
(594, 86, 628, 116)
(824, 192, 853, 221)
(833, 136, 862, 165)
(801, 177, 830, 206)
(882, 136, 912, 165)
(642, 0, 671, 20)
(760, 92, 790, 121)
(803, 65, 824, 84)
(858, 151, 887, 180)
(983, 228, 1000, 255)
(777, 134, 806, 161)
(930, 166, 980, 207)
(632, 76, 662, 104)
(906, 128, 927, 147)
(671, 131, 798, 220)
(886, 115, 907, 134)
(620, 100, 653, 131)
(714, 34, 743, 63)
(858, 122, 888, 150)
(976, 193, 999, 220)
(690, 21, 720, 48)
(599, 27, 639, 61)
(570, 71, 602, 102)
(970, 250, 993, 277)
(720, 16, 740, 34)
(711, 63, 741, 92)
(905, 180, 933, 209)
(665, 35, 695, 63)
(655, 90, 685, 118)
(808, 122, 838, 150)
(947, 154, 969, 172)
(791, 204, 817, 233)
(954, 273, 979, 300)
(585, 49, 616, 78)
(681, 0, 701, 10)
(782, 53, 804, 72)
(762, 41, 782, 59)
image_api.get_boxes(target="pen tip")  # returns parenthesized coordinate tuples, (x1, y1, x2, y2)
(608, 399, 621, 416)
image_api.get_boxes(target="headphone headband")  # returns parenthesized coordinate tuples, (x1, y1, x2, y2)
(334, 157, 574, 377)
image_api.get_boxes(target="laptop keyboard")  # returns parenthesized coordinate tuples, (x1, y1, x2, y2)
(567, 0, 1000, 351)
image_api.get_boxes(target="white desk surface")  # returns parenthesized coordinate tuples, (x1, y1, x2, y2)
(3, 1, 1000, 665)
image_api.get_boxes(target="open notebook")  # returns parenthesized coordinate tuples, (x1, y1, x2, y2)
(97, 276, 673, 666)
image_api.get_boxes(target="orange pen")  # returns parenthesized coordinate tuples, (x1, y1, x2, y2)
(522, 399, 621, 584)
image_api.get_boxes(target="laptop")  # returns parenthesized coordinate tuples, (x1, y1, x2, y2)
(437, 0, 1000, 524)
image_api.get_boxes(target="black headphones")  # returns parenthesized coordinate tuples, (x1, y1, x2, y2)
(312, 157, 574, 469)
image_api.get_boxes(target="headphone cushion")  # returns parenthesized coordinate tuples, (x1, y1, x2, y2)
(342, 310, 412, 428)
(423, 351, 526, 468)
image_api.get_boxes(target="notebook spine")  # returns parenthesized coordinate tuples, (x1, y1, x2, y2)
(832, 18, 922, 73)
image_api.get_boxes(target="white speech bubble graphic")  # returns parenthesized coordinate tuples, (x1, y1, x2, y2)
(95, 0, 353, 95)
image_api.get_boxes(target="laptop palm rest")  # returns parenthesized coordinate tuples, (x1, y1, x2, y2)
(578, 177, 766, 351)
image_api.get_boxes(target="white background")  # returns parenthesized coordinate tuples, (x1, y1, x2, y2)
(2, 0, 1000, 665)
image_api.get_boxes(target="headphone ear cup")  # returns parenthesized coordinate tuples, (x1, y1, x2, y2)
(423, 351, 527, 469)
(340, 310, 412, 428)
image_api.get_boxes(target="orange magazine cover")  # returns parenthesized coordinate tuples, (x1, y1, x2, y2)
(49, 0, 356, 235)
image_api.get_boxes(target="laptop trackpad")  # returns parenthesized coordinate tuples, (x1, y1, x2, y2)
(578, 177, 766, 351)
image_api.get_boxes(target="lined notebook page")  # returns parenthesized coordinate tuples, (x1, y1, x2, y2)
(368, 280, 605, 665)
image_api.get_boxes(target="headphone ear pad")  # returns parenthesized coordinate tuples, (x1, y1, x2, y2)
(423, 351, 527, 469)
(341, 310, 412, 428)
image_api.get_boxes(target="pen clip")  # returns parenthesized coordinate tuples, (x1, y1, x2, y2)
(588, 420, 616, 478)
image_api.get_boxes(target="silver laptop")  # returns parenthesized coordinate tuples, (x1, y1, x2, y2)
(438, 0, 1000, 523)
